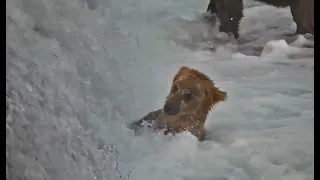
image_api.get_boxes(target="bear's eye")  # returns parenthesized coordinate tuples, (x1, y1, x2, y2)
(184, 92, 194, 101)
(172, 85, 178, 93)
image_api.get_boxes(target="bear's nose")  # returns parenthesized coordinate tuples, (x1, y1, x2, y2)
(163, 103, 180, 116)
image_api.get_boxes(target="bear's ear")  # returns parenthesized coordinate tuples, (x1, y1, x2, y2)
(172, 66, 190, 84)
(206, 87, 227, 108)
(214, 88, 227, 102)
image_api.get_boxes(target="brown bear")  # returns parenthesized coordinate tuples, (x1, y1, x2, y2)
(206, 0, 314, 39)
(128, 66, 227, 141)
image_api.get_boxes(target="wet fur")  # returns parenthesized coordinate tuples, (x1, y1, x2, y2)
(128, 66, 227, 141)
(207, 0, 314, 39)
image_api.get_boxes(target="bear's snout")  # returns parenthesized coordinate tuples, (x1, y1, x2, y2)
(163, 103, 180, 116)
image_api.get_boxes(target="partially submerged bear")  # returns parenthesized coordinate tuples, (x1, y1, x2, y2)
(128, 66, 227, 141)
(206, 0, 314, 39)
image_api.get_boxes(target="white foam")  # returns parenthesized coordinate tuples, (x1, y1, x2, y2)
(7, 0, 313, 179)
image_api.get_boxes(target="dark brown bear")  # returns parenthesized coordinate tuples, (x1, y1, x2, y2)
(207, 0, 314, 39)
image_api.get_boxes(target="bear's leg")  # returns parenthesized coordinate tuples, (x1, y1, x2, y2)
(290, 0, 314, 35)
(207, 0, 217, 14)
(214, 0, 244, 39)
